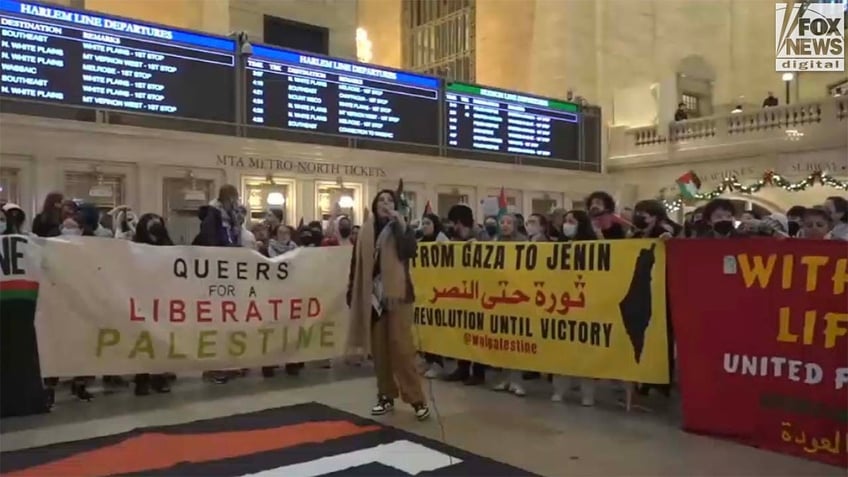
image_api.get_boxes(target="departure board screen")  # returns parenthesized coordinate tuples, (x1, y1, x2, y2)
(445, 82, 581, 160)
(0, 0, 236, 122)
(246, 45, 440, 145)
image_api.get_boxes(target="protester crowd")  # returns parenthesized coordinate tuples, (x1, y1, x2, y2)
(0, 185, 845, 417)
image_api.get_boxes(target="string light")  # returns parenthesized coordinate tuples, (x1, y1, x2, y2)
(661, 170, 848, 213)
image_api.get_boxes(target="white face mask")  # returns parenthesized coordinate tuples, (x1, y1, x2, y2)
(562, 223, 577, 238)
(526, 224, 539, 237)
(61, 228, 82, 236)
(0, 221, 6, 234)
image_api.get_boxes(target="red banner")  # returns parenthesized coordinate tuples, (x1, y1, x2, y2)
(669, 239, 848, 467)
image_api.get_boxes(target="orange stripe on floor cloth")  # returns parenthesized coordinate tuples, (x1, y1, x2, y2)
(6, 420, 381, 477)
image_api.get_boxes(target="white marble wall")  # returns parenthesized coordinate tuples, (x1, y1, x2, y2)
(476, 0, 536, 90)
(83, 0, 212, 32)
(357, 0, 402, 68)
(44, 0, 848, 127)
(527, 0, 845, 126)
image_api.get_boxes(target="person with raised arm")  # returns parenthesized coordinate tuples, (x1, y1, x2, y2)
(346, 189, 430, 421)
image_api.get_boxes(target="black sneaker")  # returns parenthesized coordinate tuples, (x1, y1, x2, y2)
(72, 382, 93, 401)
(44, 387, 55, 410)
(371, 395, 394, 416)
(443, 370, 469, 382)
(135, 384, 151, 396)
(152, 375, 171, 393)
(412, 402, 430, 421)
(284, 363, 301, 376)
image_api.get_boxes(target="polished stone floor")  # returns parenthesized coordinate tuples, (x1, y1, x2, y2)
(0, 363, 841, 476)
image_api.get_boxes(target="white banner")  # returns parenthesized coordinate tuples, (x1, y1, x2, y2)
(30, 237, 351, 376)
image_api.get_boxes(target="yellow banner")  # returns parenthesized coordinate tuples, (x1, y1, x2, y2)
(411, 240, 669, 383)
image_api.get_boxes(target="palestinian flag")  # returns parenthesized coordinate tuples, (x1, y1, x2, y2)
(397, 178, 411, 220)
(1, 278, 47, 418)
(421, 199, 434, 225)
(676, 171, 702, 199)
(0, 403, 536, 476)
(497, 187, 508, 219)
(0, 279, 38, 302)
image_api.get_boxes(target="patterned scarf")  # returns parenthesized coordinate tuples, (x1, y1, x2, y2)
(211, 200, 244, 246)
(268, 239, 297, 257)
(347, 214, 410, 355)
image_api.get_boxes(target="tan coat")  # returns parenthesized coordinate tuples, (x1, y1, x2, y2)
(347, 213, 411, 355)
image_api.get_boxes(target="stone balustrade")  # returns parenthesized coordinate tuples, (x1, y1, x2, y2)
(608, 96, 848, 169)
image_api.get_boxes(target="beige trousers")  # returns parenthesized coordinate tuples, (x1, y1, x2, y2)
(371, 306, 426, 404)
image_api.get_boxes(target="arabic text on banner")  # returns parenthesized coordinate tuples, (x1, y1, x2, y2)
(24, 236, 351, 377)
(669, 239, 848, 468)
(410, 240, 670, 383)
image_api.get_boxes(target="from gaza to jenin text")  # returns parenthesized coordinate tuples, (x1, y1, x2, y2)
(127, 258, 324, 324)
(413, 241, 613, 272)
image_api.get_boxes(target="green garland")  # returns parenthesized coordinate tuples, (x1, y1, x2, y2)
(662, 170, 848, 212)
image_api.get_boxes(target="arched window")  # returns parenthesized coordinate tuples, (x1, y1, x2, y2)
(402, 0, 475, 81)
(676, 55, 716, 118)
(727, 199, 776, 220)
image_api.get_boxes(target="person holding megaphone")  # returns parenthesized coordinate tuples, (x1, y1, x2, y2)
(346, 188, 430, 421)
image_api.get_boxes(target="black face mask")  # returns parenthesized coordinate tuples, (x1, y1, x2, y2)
(788, 221, 801, 237)
(415, 229, 424, 240)
(692, 221, 710, 237)
(443, 226, 454, 238)
(148, 221, 166, 243)
(339, 226, 352, 238)
(485, 225, 498, 236)
(633, 216, 649, 229)
(713, 220, 735, 236)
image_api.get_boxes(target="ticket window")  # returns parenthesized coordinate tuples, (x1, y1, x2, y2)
(64, 171, 125, 213)
(0, 167, 20, 205)
(317, 184, 357, 224)
(244, 179, 291, 224)
(163, 177, 213, 245)
(531, 198, 558, 215)
(438, 193, 468, 217)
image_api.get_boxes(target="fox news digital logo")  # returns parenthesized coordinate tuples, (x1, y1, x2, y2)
(775, 2, 845, 71)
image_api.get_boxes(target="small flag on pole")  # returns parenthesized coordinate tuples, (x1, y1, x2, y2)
(676, 171, 701, 199)
(396, 178, 411, 219)
(497, 187, 509, 219)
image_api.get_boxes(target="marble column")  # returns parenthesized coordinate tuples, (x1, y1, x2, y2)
(528, 0, 598, 102)
(475, 0, 536, 91)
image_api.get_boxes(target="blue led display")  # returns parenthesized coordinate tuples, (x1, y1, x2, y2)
(247, 44, 440, 145)
(0, 0, 235, 121)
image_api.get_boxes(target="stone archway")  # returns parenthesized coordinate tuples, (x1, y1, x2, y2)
(681, 194, 783, 221)
(724, 194, 783, 215)
(676, 55, 716, 117)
